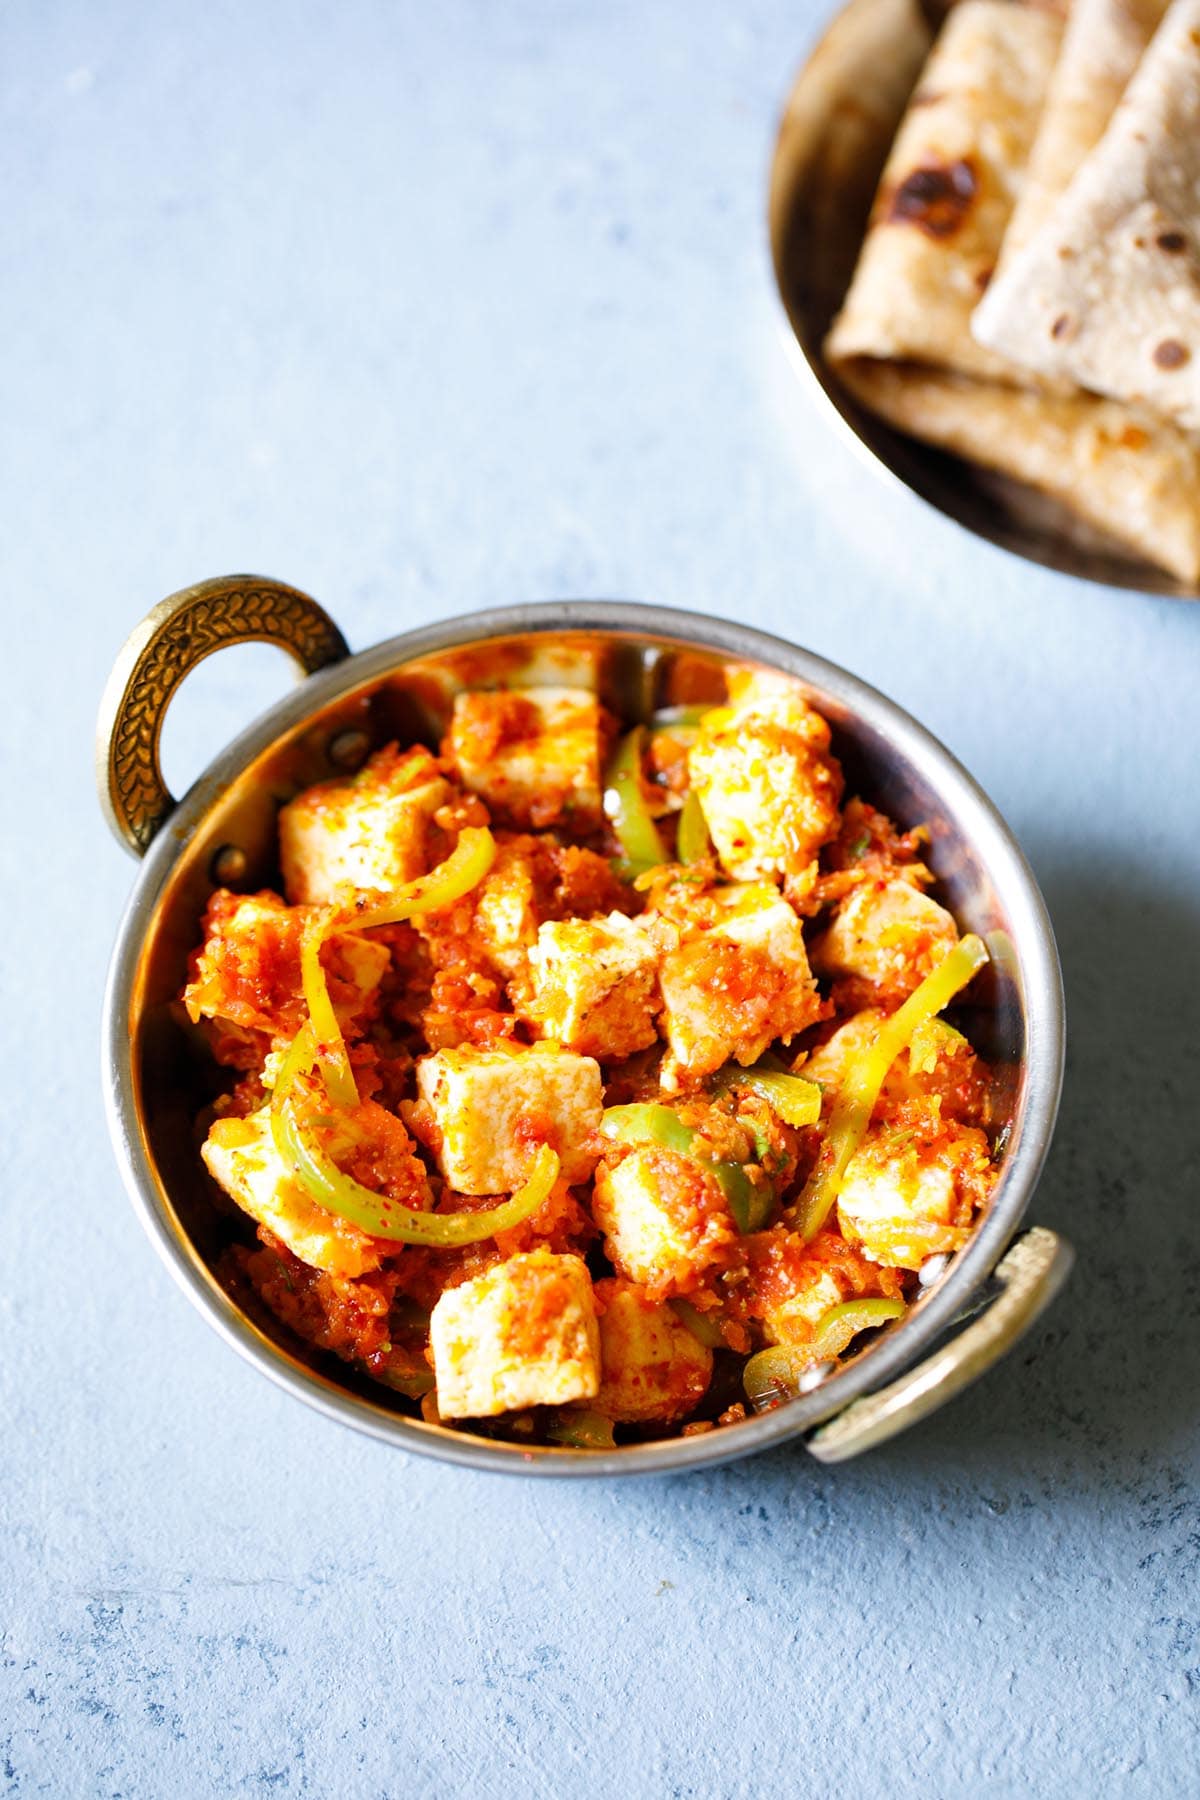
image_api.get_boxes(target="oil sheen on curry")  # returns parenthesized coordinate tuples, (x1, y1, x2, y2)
(183, 668, 1000, 1447)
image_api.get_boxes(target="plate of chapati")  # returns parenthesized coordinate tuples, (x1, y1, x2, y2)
(769, 0, 1200, 595)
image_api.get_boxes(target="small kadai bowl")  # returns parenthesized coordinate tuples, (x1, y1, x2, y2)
(98, 577, 1070, 1475)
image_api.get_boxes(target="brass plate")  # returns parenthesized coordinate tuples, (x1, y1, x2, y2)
(768, 0, 1197, 599)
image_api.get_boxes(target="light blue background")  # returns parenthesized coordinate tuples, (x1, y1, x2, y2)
(4, 2, 1198, 1793)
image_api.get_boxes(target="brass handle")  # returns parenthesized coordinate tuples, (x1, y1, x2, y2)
(96, 574, 349, 856)
(807, 1226, 1074, 1463)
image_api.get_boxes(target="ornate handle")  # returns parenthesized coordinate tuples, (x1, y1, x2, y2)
(96, 575, 349, 856)
(807, 1226, 1074, 1463)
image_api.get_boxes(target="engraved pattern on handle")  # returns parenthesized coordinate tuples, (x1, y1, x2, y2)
(96, 575, 349, 856)
(807, 1226, 1074, 1463)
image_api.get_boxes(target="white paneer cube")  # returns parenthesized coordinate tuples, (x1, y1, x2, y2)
(760, 1268, 846, 1348)
(801, 1011, 887, 1095)
(182, 891, 387, 1042)
(591, 1147, 738, 1295)
(444, 686, 609, 829)
(279, 744, 450, 905)
(740, 1225, 879, 1357)
(429, 1249, 601, 1418)
(335, 933, 393, 1002)
(719, 886, 812, 959)
(202, 1112, 381, 1278)
(524, 913, 659, 1060)
(415, 1043, 603, 1194)
(659, 885, 820, 1080)
(837, 1125, 992, 1270)
(812, 879, 959, 997)
(803, 1009, 980, 1127)
(473, 842, 542, 979)
(687, 673, 842, 882)
(592, 1280, 712, 1423)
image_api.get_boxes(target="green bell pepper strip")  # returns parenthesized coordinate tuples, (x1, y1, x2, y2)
(601, 1103, 694, 1156)
(350, 825, 497, 929)
(600, 1104, 771, 1235)
(299, 922, 360, 1111)
(715, 1160, 770, 1234)
(670, 1298, 727, 1349)
(794, 933, 989, 1241)
(742, 1345, 800, 1410)
(712, 1066, 822, 1129)
(388, 1296, 432, 1332)
(545, 1411, 618, 1450)
(676, 789, 711, 865)
(368, 1351, 436, 1399)
(809, 1295, 906, 1358)
(271, 1100, 560, 1246)
(296, 826, 498, 1111)
(272, 1019, 320, 1099)
(742, 1296, 906, 1408)
(272, 1020, 532, 1243)
(603, 727, 668, 877)
(648, 704, 712, 733)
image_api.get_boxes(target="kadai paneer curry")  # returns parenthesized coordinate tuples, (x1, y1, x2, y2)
(184, 666, 999, 1447)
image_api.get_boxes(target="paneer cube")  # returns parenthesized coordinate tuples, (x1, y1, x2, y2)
(469, 835, 636, 985)
(741, 1226, 903, 1358)
(801, 1011, 887, 1095)
(202, 1112, 382, 1279)
(837, 1123, 994, 1270)
(812, 878, 959, 999)
(659, 885, 821, 1080)
(592, 1279, 712, 1423)
(473, 841, 543, 980)
(183, 890, 389, 1047)
(279, 743, 450, 905)
(762, 1269, 845, 1348)
(336, 935, 393, 1001)
(443, 686, 611, 829)
(429, 1248, 600, 1418)
(742, 1228, 846, 1348)
(759, 1260, 845, 1353)
(415, 1043, 603, 1193)
(591, 1146, 738, 1295)
(687, 671, 842, 882)
(804, 1008, 987, 1127)
(523, 913, 659, 1060)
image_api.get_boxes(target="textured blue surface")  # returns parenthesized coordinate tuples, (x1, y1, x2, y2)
(3, 1, 1199, 1793)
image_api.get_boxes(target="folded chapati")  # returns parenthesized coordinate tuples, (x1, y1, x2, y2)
(834, 359, 1200, 581)
(1000, 0, 1169, 258)
(825, 0, 1064, 384)
(825, 0, 1200, 580)
(974, 0, 1200, 428)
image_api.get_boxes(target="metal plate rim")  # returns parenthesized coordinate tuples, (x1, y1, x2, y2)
(766, 0, 1199, 603)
